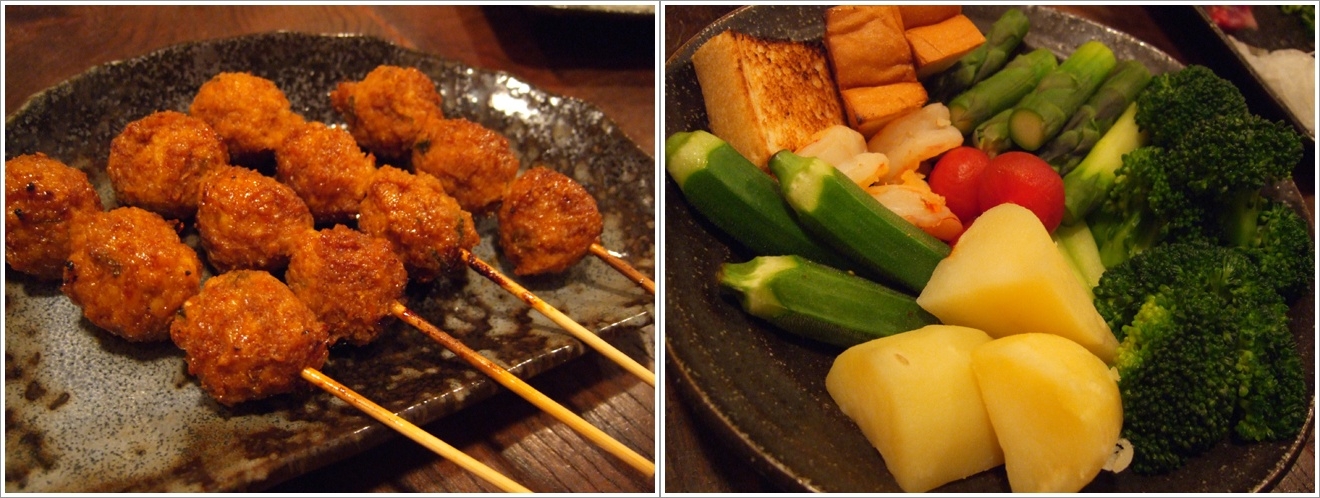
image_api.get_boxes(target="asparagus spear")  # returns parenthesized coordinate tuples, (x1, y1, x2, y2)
(1008, 40, 1118, 151)
(948, 48, 1058, 135)
(927, 8, 1031, 103)
(973, 108, 1014, 157)
(1038, 59, 1153, 174)
(1060, 102, 1147, 225)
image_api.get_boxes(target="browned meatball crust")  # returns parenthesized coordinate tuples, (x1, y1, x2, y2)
(170, 270, 329, 407)
(274, 121, 377, 224)
(329, 65, 444, 162)
(357, 166, 479, 282)
(62, 207, 202, 342)
(286, 225, 407, 346)
(195, 165, 314, 273)
(189, 72, 306, 160)
(411, 116, 521, 214)
(5, 153, 104, 280)
(498, 167, 603, 276)
(106, 110, 229, 220)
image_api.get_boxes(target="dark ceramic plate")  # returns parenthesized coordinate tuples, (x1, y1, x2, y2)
(664, 5, 1314, 493)
(5, 32, 655, 492)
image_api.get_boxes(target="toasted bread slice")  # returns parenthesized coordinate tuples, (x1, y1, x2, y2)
(898, 5, 962, 29)
(841, 82, 929, 139)
(824, 5, 917, 91)
(692, 30, 844, 170)
(906, 15, 987, 79)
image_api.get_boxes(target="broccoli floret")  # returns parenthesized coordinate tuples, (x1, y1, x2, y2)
(1087, 146, 1202, 268)
(1221, 193, 1315, 303)
(1135, 65, 1249, 146)
(1166, 114, 1302, 199)
(1095, 242, 1308, 474)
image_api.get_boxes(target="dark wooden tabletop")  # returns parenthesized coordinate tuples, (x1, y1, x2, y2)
(663, 5, 1315, 494)
(5, 5, 655, 493)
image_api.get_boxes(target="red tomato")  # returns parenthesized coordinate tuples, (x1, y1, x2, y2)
(976, 151, 1065, 232)
(929, 146, 991, 223)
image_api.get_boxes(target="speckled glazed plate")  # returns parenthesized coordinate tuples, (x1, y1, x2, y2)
(664, 5, 1314, 493)
(5, 32, 655, 492)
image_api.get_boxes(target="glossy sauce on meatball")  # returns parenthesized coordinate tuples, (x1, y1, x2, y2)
(329, 65, 444, 162)
(498, 166, 603, 276)
(286, 224, 407, 347)
(106, 110, 229, 220)
(189, 72, 306, 162)
(274, 121, 377, 225)
(357, 166, 479, 282)
(411, 115, 521, 214)
(195, 165, 314, 273)
(62, 207, 202, 342)
(5, 153, 104, 280)
(170, 270, 329, 407)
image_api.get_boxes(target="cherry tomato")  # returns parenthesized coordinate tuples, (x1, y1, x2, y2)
(929, 146, 991, 223)
(976, 151, 1065, 232)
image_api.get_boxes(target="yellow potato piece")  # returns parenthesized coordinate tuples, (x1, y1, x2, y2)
(972, 333, 1123, 492)
(916, 203, 1118, 363)
(826, 325, 1004, 492)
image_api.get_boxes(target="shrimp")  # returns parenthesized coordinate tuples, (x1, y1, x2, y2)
(866, 103, 964, 184)
(866, 169, 963, 242)
(795, 125, 889, 187)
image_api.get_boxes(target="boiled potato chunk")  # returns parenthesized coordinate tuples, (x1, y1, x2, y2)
(972, 333, 1123, 492)
(916, 203, 1118, 364)
(825, 325, 1003, 492)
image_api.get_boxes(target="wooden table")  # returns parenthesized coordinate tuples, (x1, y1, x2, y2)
(5, 5, 654, 493)
(663, 5, 1315, 493)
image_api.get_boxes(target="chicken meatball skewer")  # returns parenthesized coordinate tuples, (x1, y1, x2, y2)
(498, 166, 655, 294)
(353, 167, 656, 386)
(171, 270, 531, 493)
(286, 225, 654, 477)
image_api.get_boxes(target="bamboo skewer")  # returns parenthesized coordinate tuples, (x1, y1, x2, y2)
(460, 248, 657, 387)
(300, 367, 532, 493)
(391, 302, 655, 477)
(589, 243, 655, 294)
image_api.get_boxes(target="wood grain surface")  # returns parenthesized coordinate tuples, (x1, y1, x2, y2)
(662, 4, 1315, 494)
(5, 4, 655, 493)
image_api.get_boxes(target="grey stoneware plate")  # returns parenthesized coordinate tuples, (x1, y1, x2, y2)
(5, 32, 655, 492)
(664, 5, 1314, 493)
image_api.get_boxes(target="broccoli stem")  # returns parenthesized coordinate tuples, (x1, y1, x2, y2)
(1061, 103, 1147, 225)
(1009, 41, 1118, 151)
(927, 8, 1031, 103)
(1039, 59, 1153, 174)
(948, 48, 1058, 135)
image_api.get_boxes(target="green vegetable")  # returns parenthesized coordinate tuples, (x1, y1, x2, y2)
(1220, 190, 1314, 304)
(948, 48, 1058, 135)
(927, 8, 1031, 103)
(1060, 102, 1147, 225)
(972, 108, 1014, 156)
(1009, 40, 1117, 151)
(1134, 65, 1248, 147)
(1039, 59, 1152, 174)
(718, 255, 939, 348)
(768, 150, 950, 293)
(1094, 242, 1306, 474)
(1052, 220, 1105, 299)
(664, 130, 857, 272)
(1281, 4, 1314, 32)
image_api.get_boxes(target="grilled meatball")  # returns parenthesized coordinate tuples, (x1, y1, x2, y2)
(171, 270, 329, 407)
(357, 166, 479, 282)
(329, 65, 444, 162)
(62, 207, 202, 342)
(189, 72, 306, 162)
(5, 153, 104, 280)
(274, 121, 377, 224)
(195, 165, 314, 273)
(411, 115, 521, 214)
(286, 225, 407, 347)
(498, 167, 603, 276)
(106, 111, 229, 220)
